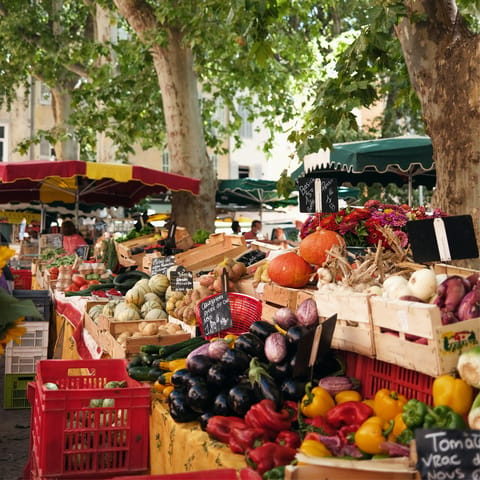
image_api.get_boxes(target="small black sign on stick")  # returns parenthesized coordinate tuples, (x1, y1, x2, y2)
(170, 266, 194, 292)
(75, 245, 90, 260)
(150, 255, 175, 276)
(415, 428, 480, 479)
(298, 177, 338, 213)
(198, 292, 233, 337)
(407, 215, 479, 263)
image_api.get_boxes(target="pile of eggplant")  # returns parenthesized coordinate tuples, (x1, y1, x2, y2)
(167, 301, 344, 424)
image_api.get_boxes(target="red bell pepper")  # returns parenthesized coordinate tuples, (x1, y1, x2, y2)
(303, 415, 336, 436)
(245, 400, 293, 432)
(206, 416, 246, 444)
(229, 427, 271, 454)
(275, 430, 301, 449)
(325, 401, 373, 428)
(246, 442, 296, 475)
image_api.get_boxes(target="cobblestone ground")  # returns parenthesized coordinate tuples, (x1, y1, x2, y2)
(0, 356, 31, 480)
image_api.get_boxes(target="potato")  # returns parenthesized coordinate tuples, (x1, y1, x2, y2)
(141, 323, 158, 336)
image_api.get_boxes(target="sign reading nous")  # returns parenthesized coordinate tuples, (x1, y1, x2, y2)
(415, 428, 480, 479)
(150, 255, 175, 276)
(298, 177, 338, 213)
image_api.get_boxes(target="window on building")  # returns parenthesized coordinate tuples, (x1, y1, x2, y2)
(39, 138, 52, 160)
(238, 166, 250, 178)
(39, 82, 51, 105)
(238, 105, 253, 139)
(162, 150, 170, 171)
(0, 125, 6, 162)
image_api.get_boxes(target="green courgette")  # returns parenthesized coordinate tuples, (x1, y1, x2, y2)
(127, 366, 152, 382)
(155, 336, 207, 358)
(140, 345, 162, 355)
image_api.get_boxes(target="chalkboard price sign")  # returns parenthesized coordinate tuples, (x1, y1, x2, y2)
(75, 245, 90, 260)
(198, 292, 233, 337)
(416, 428, 480, 479)
(298, 177, 338, 213)
(150, 255, 175, 275)
(170, 266, 194, 292)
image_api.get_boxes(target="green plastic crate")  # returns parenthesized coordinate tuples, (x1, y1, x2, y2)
(3, 373, 35, 409)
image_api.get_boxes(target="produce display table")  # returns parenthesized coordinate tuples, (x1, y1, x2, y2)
(149, 398, 247, 474)
(52, 292, 102, 360)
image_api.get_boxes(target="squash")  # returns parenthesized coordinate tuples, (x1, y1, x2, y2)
(134, 278, 151, 293)
(144, 292, 163, 304)
(114, 306, 141, 322)
(144, 308, 168, 320)
(141, 300, 164, 316)
(148, 274, 170, 296)
(88, 304, 104, 321)
(267, 251, 313, 288)
(102, 301, 117, 318)
(125, 287, 145, 306)
(299, 228, 346, 266)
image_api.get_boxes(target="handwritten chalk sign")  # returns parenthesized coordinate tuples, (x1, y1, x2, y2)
(298, 177, 338, 213)
(198, 292, 233, 337)
(415, 429, 480, 479)
(75, 245, 90, 260)
(170, 266, 194, 292)
(150, 255, 175, 276)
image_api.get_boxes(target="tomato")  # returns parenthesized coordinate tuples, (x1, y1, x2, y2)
(88, 279, 101, 286)
(79, 284, 90, 291)
(49, 266, 59, 275)
(65, 283, 79, 292)
(72, 274, 87, 287)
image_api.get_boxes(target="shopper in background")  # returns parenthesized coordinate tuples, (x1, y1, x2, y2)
(0, 233, 14, 293)
(61, 220, 88, 255)
(231, 220, 241, 235)
(243, 220, 263, 241)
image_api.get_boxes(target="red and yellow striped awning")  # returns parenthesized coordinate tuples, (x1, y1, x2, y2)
(0, 160, 200, 208)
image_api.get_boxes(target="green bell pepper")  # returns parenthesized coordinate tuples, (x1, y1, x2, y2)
(402, 399, 428, 429)
(423, 405, 467, 429)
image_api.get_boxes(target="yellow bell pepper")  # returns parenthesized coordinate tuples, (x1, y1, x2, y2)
(432, 374, 474, 416)
(363, 398, 375, 410)
(299, 439, 332, 457)
(300, 384, 335, 418)
(373, 388, 408, 421)
(354, 416, 391, 455)
(388, 412, 408, 442)
(335, 390, 362, 404)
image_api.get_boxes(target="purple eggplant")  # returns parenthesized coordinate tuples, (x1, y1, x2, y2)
(264, 332, 287, 363)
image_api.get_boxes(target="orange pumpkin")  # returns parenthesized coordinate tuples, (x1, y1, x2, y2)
(299, 229, 345, 266)
(267, 251, 313, 288)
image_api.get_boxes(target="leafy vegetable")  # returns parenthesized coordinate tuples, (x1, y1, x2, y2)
(192, 229, 211, 244)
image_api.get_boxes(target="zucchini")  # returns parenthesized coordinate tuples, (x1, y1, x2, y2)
(128, 354, 144, 368)
(148, 367, 166, 382)
(140, 344, 161, 355)
(165, 344, 207, 361)
(114, 271, 150, 293)
(138, 351, 154, 366)
(127, 366, 152, 382)
(156, 337, 207, 358)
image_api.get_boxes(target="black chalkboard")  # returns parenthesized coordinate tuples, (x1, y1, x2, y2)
(415, 428, 480, 479)
(297, 177, 338, 213)
(75, 245, 90, 260)
(150, 255, 175, 275)
(170, 266, 194, 292)
(407, 215, 479, 263)
(198, 292, 233, 337)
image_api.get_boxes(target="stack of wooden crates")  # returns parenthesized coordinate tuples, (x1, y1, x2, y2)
(3, 290, 52, 409)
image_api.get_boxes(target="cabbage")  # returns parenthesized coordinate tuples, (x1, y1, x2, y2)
(458, 345, 480, 388)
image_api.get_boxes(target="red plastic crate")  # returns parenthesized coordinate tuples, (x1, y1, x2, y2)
(29, 359, 150, 479)
(344, 351, 434, 405)
(195, 292, 262, 339)
(11, 269, 32, 289)
(111, 469, 238, 479)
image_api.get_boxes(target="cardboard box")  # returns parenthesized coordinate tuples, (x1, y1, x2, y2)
(314, 289, 375, 357)
(370, 295, 480, 377)
(174, 233, 248, 274)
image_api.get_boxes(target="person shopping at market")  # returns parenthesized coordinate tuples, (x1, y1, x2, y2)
(61, 219, 88, 255)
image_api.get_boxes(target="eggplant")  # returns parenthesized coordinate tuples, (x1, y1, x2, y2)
(212, 391, 233, 416)
(269, 357, 293, 381)
(186, 378, 212, 413)
(187, 355, 213, 376)
(206, 363, 240, 389)
(171, 369, 199, 390)
(199, 412, 215, 431)
(168, 389, 199, 423)
(219, 348, 251, 374)
(248, 357, 282, 408)
(280, 378, 307, 401)
(264, 332, 287, 363)
(228, 383, 257, 416)
(234, 333, 266, 360)
(285, 325, 311, 346)
(249, 321, 278, 341)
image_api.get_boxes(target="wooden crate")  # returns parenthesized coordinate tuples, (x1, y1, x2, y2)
(314, 289, 375, 357)
(115, 233, 160, 267)
(370, 295, 480, 377)
(260, 283, 315, 323)
(99, 329, 191, 359)
(174, 233, 248, 274)
(96, 314, 167, 337)
(82, 301, 109, 346)
(434, 263, 479, 277)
